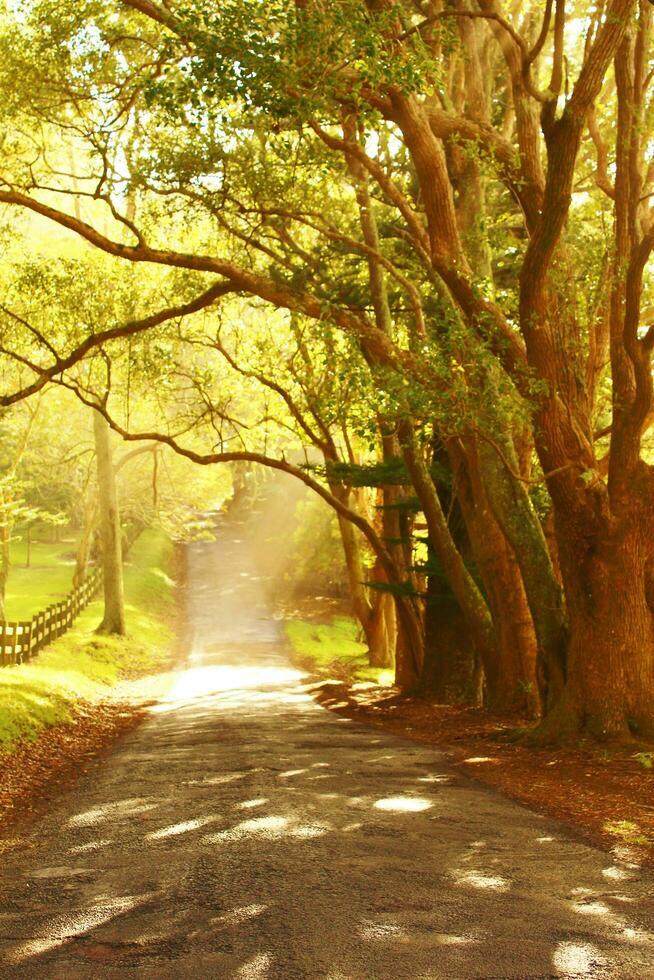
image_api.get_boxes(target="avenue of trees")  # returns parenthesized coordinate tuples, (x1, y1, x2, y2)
(0, 0, 653, 741)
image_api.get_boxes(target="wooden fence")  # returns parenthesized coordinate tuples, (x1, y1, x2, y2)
(0, 566, 103, 667)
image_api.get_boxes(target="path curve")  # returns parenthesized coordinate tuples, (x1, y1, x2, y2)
(0, 527, 653, 979)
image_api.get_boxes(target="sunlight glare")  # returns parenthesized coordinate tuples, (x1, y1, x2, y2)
(573, 901, 611, 917)
(358, 921, 409, 941)
(237, 951, 272, 979)
(6, 895, 145, 962)
(69, 838, 113, 854)
(374, 796, 432, 813)
(204, 815, 290, 842)
(289, 824, 329, 838)
(146, 816, 216, 840)
(436, 933, 478, 946)
(213, 903, 268, 927)
(602, 865, 632, 881)
(454, 870, 511, 892)
(150, 662, 307, 711)
(68, 799, 157, 828)
(552, 941, 608, 977)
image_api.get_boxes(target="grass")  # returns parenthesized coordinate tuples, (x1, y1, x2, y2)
(0, 529, 176, 749)
(285, 615, 394, 686)
(604, 818, 654, 847)
(4, 537, 79, 621)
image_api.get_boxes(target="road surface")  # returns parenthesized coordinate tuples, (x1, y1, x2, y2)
(0, 528, 653, 979)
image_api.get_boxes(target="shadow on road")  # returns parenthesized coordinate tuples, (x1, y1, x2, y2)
(0, 528, 653, 979)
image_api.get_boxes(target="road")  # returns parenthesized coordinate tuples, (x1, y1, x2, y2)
(0, 528, 653, 979)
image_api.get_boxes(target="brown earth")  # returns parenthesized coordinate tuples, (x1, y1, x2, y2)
(0, 700, 148, 851)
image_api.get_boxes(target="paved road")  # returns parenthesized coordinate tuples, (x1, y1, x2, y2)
(1, 529, 653, 979)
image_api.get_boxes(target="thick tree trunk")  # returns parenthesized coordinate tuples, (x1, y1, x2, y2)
(452, 444, 539, 715)
(543, 507, 654, 739)
(398, 419, 500, 696)
(474, 434, 567, 710)
(476, 534, 539, 717)
(367, 596, 395, 669)
(93, 409, 126, 635)
(393, 606, 423, 692)
(326, 451, 398, 669)
(421, 559, 480, 704)
(376, 434, 423, 689)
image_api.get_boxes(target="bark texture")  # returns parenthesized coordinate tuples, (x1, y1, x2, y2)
(93, 409, 126, 636)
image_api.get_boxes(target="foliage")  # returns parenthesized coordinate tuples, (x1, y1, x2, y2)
(0, 0, 652, 734)
(288, 495, 348, 596)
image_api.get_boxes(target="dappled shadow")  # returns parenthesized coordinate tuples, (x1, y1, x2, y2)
(1, 531, 653, 978)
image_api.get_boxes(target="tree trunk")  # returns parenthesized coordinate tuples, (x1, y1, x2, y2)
(366, 560, 395, 669)
(421, 554, 480, 704)
(452, 444, 539, 715)
(378, 443, 423, 689)
(0, 521, 9, 620)
(93, 409, 126, 635)
(473, 434, 567, 711)
(328, 471, 396, 668)
(398, 419, 500, 693)
(543, 507, 654, 740)
(73, 498, 98, 588)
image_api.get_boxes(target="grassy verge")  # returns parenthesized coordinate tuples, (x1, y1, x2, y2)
(0, 529, 176, 749)
(5, 537, 79, 620)
(285, 615, 394, 686)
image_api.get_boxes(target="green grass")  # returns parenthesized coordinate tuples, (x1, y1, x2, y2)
(604, 819, 654, 847)
(285, 615, 394, 686)
(5, 537, 79, 621)
(0, 529, 176, 749)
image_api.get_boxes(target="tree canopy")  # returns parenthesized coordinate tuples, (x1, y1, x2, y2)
(0, 0, 653, 740)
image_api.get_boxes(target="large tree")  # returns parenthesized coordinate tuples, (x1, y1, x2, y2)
(1, 0, 653, 736)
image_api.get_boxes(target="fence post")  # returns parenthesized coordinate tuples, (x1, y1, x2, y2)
(23, 619, 33, 662)
(7, 625, 17, 666)
(0, 559, 108, 667)
(45, 606, 54, 647)
(16, 622, 30, 664)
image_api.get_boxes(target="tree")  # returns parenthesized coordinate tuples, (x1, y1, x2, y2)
(93, 407, 126, 634)
(0, 0, 653, 736)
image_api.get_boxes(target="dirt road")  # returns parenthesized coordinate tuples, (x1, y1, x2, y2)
(0, 530, 653, 978)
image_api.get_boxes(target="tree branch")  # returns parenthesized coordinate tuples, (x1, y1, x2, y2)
(0, 279, 234, 406)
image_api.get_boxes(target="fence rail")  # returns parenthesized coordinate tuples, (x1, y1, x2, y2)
(0, 566, 103, 668)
